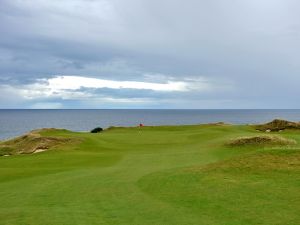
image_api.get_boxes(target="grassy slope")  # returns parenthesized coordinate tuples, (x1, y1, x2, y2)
(0, 125, 299, 225)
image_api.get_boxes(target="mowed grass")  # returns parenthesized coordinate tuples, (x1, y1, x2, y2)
(0, 124, 299, 225)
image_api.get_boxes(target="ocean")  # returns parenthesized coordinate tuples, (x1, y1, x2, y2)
(0, 109, 300, 140)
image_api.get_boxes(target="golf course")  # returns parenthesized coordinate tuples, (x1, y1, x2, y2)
(0, 122, 299, 225)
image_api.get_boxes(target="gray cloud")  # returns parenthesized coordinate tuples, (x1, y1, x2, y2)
(1, 0, 300, 108)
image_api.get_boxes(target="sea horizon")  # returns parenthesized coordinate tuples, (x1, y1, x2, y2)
(1, 109, 300, 140)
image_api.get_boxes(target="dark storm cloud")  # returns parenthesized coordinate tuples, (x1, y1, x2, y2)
(1, 0, 300, 108)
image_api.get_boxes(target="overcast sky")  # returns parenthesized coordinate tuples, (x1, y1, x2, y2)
(0, 0, 300, 109)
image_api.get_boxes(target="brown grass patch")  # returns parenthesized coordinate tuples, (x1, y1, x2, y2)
(0, 129, 77, 156)
(227, 135, 296, 147)
(256, 119, 300, 132)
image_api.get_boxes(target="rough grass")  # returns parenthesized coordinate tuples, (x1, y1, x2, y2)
(138, 149, 300, 225)
(256, 119, 300, 131)
(0, 129, 78, 156)
(0, 124, 299, 225)
(227, 135, 297, 146)
(194, 149, 300, 171)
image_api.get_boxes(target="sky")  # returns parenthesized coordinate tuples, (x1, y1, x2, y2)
(0, 0, 300, 109)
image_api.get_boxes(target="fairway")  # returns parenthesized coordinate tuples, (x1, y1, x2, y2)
(0, 124, 299, 225)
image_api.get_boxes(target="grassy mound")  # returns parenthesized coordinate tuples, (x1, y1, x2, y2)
(199, 150, 300, 171)
(227, 135, 296, 146)
(138, 149, 300, 225)
(256, 119, 300, 131)
(0, 129, 75, 156)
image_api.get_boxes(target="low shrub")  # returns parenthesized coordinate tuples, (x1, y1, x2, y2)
(90, 127, 103, 133)
(0, 146, 13, 156)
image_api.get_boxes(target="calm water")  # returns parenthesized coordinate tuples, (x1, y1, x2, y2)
(0, 109, 300, 140)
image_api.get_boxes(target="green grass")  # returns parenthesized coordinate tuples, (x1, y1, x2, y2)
(0, 124, 299, 225)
